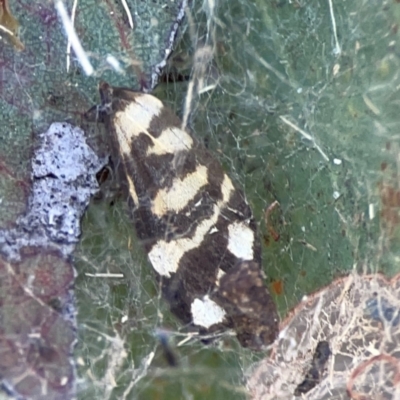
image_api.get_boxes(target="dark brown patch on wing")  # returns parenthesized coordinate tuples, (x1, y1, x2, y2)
(213, 261, 279, 350)
(148, 107, 183, 138)
(111, 86, 142, 106)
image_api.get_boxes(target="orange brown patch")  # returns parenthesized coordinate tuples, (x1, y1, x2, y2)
(379, 182, 400, 237)
(271, 280, 284, 296)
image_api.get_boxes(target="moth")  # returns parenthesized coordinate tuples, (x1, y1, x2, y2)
(88, 82, 278, 350)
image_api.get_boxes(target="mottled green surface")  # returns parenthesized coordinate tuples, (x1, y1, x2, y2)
(0, 0, 185, 229)
(1, 0, 400, 399)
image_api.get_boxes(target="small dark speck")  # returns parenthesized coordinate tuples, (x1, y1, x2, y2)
(314, 341, 331, 368)
(38, 345, 59, 362)
(294, 341, 331, 396)
(156, 331, 178, 367)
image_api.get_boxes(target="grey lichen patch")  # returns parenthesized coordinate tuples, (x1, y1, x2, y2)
(0, 122, 107, 259)
(31, 123, 105, 243)
(0, 121, 106, 399)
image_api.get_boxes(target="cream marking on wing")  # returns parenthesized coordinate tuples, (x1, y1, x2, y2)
(227, 221, 255, 260)
(215, 269, 226, 286)
(115, 96, 163, 138)
(113, 115, 138, 156)
(146, 127, 193, 156)
(112, 94, 163, 155)
(148, 176, 235, 277)
(151, 164, 208, 217)
(126, 174, 139, 206)
(194, 199, 203, 208)
(148, 206, 219, 277)
(221, 174, 235, 203)
(191, 295, 226, 328)
(135, 94, 164, 115)
(115, 99, 192, 158)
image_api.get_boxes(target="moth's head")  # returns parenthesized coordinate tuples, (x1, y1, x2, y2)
(98, 81, 114, 108)
(99, 81, 145, 111)
(85, 81, 149, 123)
(84, 81, 116, 122)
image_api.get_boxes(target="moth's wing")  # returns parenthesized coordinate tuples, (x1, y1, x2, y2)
(212, 260, 279, 350)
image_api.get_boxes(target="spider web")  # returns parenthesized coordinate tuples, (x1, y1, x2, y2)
(0, 0, 399, 399)
(76, 0, 400, 398)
